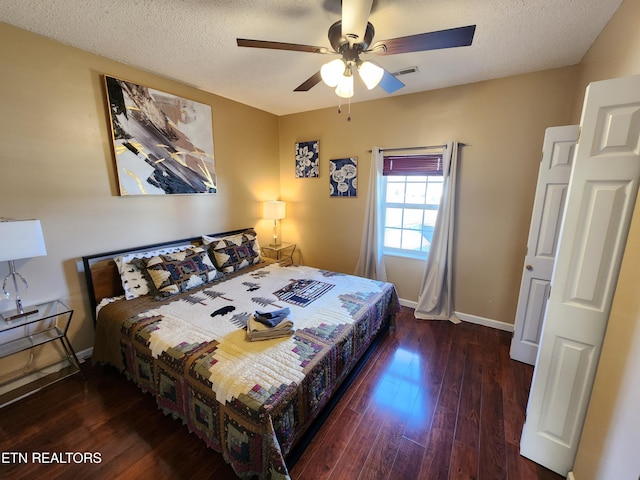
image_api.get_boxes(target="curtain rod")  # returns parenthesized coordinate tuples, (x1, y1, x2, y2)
(368, 143, 469, 153)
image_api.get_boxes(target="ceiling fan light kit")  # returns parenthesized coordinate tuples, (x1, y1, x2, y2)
(236, 0, 476, 115)
(335, 70, 354, 98)
(320, 58, 345, 87)
(358, 60, 384, 90)
(320, 58, 382, 97)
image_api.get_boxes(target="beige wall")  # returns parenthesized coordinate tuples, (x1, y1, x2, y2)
(0, 22, 280, 379)
(570, 0, 640, 122)
(278, 67, 577, 324)
(569, 0, 640, 478)
(1, 0, 639, 473)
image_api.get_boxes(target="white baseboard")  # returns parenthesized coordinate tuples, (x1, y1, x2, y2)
(454, 311, 514, 332)
(77, 346, 93, 362)
(567, 472, 575, 480)
(398, 299, 514, 333)
(399, 298, 418, 309)
(0, 347, 93, 397)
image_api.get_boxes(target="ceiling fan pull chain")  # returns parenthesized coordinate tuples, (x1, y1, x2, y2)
(347, 97, 351, 122)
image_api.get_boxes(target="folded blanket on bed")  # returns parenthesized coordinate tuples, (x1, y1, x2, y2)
(247, 313, 294, 341)
(254, 307, 291, 327)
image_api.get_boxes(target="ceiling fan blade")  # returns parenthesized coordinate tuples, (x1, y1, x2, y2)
(378, 69, 405, 94)
(294, 72, 323, 92)
(342, 0, 374, 45)
(371, 25, 476, 56)
(237, 38, 329, 54)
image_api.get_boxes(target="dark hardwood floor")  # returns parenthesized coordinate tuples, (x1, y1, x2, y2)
(0, 308, 563, 480)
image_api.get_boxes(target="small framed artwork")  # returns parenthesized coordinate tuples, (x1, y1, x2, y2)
(104, 75, 216, 195)
(329, 157, 357, 197)
(295, 140, 319, 178)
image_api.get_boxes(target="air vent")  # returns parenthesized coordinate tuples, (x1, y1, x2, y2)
(392, 66, 419, 77)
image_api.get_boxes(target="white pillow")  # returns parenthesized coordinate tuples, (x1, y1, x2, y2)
(114, 244, 194, 299)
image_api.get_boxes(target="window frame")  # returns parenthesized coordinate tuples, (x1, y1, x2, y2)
(381, 154, 444, 260)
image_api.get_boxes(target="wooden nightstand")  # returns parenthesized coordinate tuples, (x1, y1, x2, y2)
(0, 299, 85, 407)
(261, 242, 296, 266)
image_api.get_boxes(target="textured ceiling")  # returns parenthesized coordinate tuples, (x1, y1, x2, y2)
(0, 0, 623, 116)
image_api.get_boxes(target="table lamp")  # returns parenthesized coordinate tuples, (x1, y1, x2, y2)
(263, 201, 286, 246)
(0, 219, 47, 320)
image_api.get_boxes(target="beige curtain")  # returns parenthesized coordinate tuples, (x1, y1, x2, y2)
(415, 141, 460, 322)
(354, 147, 387, 281)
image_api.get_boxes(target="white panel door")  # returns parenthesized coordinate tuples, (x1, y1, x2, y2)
(520, 74, 640, 475)
(511, 125, 578, 365)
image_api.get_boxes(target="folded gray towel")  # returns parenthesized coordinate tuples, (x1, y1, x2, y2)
(255, 307, 291, 327)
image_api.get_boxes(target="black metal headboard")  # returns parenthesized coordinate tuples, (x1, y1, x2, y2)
(81, 228, 249, 323)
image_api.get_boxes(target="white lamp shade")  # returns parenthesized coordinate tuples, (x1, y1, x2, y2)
(358, 61, 384, 90)
(263, 201, 286, 220)
(320, 59, 346, 88)
(335, 74, 354, 98)
(0, 219, 47, 261)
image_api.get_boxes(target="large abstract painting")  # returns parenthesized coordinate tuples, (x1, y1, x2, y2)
(329, 157, 357, 197)
(104, 75, 216, 195)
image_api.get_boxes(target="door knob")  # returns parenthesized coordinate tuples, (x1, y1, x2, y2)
(526, 264, 533, 271)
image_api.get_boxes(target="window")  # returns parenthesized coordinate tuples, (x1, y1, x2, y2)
(382, 154, 443, 258)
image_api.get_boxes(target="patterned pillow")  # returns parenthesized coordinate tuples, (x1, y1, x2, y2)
(114, 244, 195, 299)
(204, 229, 261, 273)
(142, 247, 223, 298)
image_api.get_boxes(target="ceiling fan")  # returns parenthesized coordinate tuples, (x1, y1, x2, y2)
(236, 0, 476, 98)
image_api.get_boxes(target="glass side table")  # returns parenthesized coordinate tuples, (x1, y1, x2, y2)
(0, 299, 85, 407)
(261, 242, 296, 266)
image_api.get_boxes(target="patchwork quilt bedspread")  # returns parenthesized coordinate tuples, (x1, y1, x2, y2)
(93, 262, 400, 480)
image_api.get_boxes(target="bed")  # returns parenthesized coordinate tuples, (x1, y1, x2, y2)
(83, 228, 400, 480)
